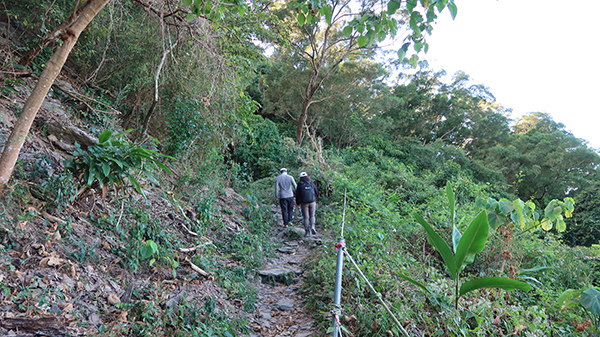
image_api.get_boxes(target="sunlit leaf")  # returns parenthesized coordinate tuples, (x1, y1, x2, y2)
(558, 289, 582, 310)
(520, 266, 551, 274)
(455, 212, 488, 271)
(447, 2, 457, 19)
(397, 48, 406, 60)
(557, 217, 566, 232)
(408, 54, 419, 67)
(407, 0, 417, 13)
(323, 6, 333, 25)
(297, 13, 305, 25)
(541, 218, 552, 231)
(342, 26, 353, 36)
(357, 36, 367, 47)
(387, 0, 400, 14)
(459, 277, 531, 297)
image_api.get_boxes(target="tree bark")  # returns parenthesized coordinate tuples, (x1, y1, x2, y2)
(296, 99, 311, 145)
(0, 0, 111, 193)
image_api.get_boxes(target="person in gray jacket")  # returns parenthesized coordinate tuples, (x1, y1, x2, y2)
(275, 168, 297, 227)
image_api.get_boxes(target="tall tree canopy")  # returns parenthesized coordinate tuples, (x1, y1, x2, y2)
(482, 113, 600, 204)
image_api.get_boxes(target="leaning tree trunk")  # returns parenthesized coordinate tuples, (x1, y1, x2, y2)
(0, 0, 111, 193)
(296, 99, 311, 145)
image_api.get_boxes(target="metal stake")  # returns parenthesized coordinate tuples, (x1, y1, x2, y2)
(332, 237, 345, 337)
(332, 189, 347, 336)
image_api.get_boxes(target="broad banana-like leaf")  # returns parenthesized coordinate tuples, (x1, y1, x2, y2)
(414, 213, 457, 279)
(446, 182, 461, 253)
(455, 211, 488, 271)
(459, 277, 531, 297)
(580, 288, 600, 316)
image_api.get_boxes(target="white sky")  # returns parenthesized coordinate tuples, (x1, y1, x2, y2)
(422, 0, 600, 149)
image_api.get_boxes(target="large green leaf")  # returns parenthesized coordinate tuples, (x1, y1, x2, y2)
(455, 211, 488, 271)
(342, 26, 353, 36)
(357, 36, 367, 47)
(98, 130, 112, 143)
(141, 240, 158, 260)
(558, 289, 582, 311)
(486, 211, 504, 230)
(387, 0, 400, 14)
(513, 199, 526, 229)
(459, 277, 531, 297)
(102, 162, 110, 177)
(414, 213, 457, 279)
(498, 199, 514, 215)
(556, 216, 566, 232)
(446, 183, 461, 254)
(580, 288, 600, 316)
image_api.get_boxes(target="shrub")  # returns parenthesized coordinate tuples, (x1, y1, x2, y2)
(66, 130, 171, 198)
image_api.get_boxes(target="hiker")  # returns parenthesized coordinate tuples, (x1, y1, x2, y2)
(295, 172, 319, 237)
(275, 168, 297, 227)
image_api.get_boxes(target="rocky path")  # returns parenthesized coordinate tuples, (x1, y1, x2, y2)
(249, 207, 321, 337)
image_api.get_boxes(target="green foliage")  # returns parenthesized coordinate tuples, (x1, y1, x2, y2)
(476, 196, 575, 232)
(293, 0, 457, 64)
(559, 287, 600, 335)
(121, 292, 249, 336)
(40, 171, 78, 213)
(233, 114, 282, 179)
(481, 112, 600, 206)
(140, 240, 179, 278)
(414, 182, 531, 309)
(66, 130, 171, 197)
(141, 240, 159, 262)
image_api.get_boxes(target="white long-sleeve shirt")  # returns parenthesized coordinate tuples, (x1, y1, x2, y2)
(275, 173, 297, 199)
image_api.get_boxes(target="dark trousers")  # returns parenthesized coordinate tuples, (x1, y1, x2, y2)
(279, 197, 294, 225)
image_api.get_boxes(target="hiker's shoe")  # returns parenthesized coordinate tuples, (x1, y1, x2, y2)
(311, 228, 317, 235)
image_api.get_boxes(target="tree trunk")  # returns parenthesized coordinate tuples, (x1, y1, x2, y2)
(296, 99, 311, 145)
(0, 0, 111, 193)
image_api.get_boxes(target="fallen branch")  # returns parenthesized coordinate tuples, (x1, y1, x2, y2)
(178, 239, 213, 253)
(179, 222, 198, 236)
(0, 69, 33, 78)
(186, 257, 209, 277)
(41, 211, 67, 225)
(53, 81, 121, 115)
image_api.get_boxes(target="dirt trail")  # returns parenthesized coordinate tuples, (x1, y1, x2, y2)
(249, 206, 321, 337)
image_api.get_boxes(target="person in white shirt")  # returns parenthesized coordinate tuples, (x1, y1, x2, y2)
(275, 168, 297, 227)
